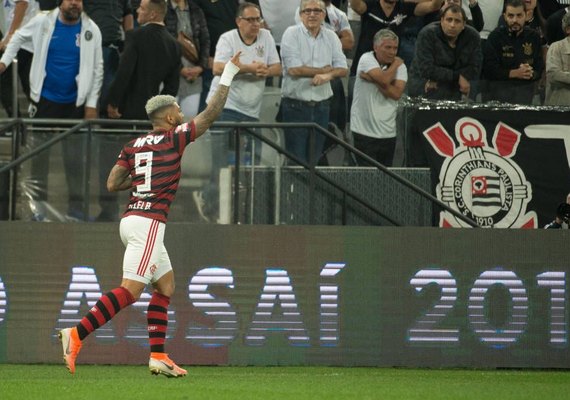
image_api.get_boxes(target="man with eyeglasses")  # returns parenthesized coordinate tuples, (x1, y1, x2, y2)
(280, 0, 348, 165)
(293, 0, 354, 136)
(194, 0, 260, 112)
(196, 2, 281, 222)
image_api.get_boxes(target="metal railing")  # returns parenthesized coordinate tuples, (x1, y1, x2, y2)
(0, 118, 477, 226)
(218, 121, 477, 226)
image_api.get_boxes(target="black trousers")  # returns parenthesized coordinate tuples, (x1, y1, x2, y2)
(30, 97, 87, 215)
(353, 133, 396, 167)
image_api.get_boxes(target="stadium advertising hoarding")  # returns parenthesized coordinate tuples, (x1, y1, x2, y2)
(0, 223, 569, 368)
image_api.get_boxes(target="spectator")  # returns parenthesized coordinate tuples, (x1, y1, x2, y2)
(194, 0, 259, 111)
(351, 29, 407, 167)
(280, 0, 348, 164)
(408, 5, 482, 100)
(482, 0, 543, 105)
(107, 0, 181, 120)
(423, 0, 485, 32)
(349, 0, 445, 71)
(295, 0, 354, 135)
(545, 11, 570, 105)
(197, 1, 281, 222)
(0, 0, 103, 221)
(165, 0, 210, 118)
(295, 0, 355, 51)
(0, 0, 39, 117)
(463, 0, 484, 31)
(497, 0, 547, 46)
(83, 0, 133, 222)
(83, 0, 133, 118)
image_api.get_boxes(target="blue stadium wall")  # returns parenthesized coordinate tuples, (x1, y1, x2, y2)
(0, 222, 569, 368)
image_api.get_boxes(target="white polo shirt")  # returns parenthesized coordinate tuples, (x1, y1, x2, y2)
(206, 28, 280, 119)
(350, 51, 407, 139)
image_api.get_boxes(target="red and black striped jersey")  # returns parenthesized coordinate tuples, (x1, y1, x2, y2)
(116, 121, 196, 222)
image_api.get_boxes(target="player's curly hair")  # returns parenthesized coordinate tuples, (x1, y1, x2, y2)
(145, 95, 177, 119)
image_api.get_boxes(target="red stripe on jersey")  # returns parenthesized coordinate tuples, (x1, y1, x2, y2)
(137, 220, 159, 277)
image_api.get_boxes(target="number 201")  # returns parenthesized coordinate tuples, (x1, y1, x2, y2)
(408, 269, 566, 347)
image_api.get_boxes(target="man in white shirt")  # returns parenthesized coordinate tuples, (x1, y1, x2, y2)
(294, 0, 354, 135)
(280, 0, 348, 164)
(197, 1, 281, 222)
(350, 28, 406, 166)
(206, 2, 281, 123)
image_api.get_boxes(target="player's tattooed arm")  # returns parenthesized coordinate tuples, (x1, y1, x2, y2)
(193, 85, 230, 138)
(107, 165, 133, 192)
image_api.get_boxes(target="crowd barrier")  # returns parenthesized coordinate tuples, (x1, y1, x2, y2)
(0, 119, 438, 226)
(0, 98, 568, 227)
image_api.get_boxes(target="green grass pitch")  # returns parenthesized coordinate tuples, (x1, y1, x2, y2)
(0, 365, 569, 400)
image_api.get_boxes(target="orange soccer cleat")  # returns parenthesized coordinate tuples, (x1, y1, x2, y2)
(149, 353, 187, 378)
(59, 327, 83, 374)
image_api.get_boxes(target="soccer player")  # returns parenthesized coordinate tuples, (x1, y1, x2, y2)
(58, 52, 242, 378)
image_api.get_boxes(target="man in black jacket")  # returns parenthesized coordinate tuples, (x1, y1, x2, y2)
(408, 5, 482, 100)
(107, 0, 181, 120)
(84, 0, 134, 222)
(482, 0, 543, 105)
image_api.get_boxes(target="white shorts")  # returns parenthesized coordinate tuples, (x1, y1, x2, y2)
(119, 215, 172, 285)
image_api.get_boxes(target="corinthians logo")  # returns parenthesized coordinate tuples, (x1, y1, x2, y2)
(424, 117, 537, 228)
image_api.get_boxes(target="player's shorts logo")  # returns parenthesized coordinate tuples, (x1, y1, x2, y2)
(424, 117, 537, 228)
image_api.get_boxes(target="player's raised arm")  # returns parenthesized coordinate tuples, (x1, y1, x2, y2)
(193, 52, 242, 138)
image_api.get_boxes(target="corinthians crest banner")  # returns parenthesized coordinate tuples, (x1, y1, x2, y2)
(408, 101, 570, 228)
